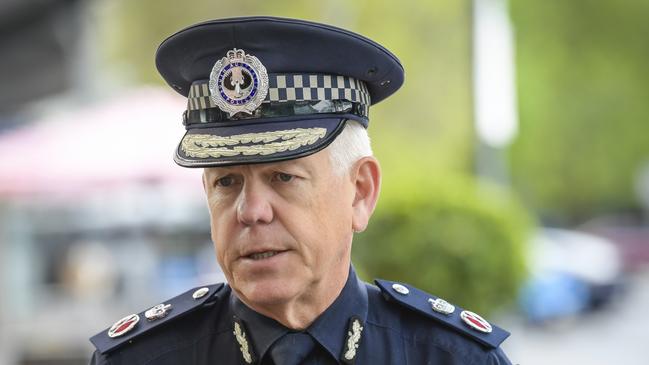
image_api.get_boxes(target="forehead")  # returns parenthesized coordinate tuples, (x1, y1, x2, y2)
(203, 149, 330, 176)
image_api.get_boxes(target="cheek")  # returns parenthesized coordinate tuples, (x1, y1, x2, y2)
(319, 181, 354, 225)
(310, 182, 354, 246)
(207, 197, 237, 272)
(209, 218, 226, 266)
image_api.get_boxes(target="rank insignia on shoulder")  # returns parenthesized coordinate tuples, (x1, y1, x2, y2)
(90, 283, 225, 355)
(461, 310, 492, 333)
(107, 314, 140, 338)
(144, 303, 172, 321)
(429, 297, 455, 315)
(374, 279, 510, 349)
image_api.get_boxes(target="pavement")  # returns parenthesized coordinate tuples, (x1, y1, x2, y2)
(501, 269, 649, 365)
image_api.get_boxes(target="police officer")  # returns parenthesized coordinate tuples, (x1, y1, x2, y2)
(89, 16, 513, 364)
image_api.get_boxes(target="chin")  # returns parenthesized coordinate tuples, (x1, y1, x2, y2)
(236, 275, 302, 307)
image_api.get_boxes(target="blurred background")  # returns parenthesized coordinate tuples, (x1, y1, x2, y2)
(0, 0, 648, 363)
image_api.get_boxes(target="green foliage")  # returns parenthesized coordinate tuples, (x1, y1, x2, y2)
(508, 0, 649, 222)
(352, 174, 532, 315)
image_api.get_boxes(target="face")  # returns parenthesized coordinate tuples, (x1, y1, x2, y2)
(202, 150, 356, 309)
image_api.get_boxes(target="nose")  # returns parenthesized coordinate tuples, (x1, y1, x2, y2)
(236, 182, 274, 226)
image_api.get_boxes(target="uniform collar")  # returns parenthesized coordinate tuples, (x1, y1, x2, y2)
(229, 265, 368, 363)
(306, 265, 368, 361)
(230, 290, 287, 363)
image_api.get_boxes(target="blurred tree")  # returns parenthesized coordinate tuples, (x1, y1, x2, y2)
(353, 174, 531, 315)
(509, 0, 649, 223)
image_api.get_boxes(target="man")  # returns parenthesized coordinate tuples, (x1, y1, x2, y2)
(90, 17, 512, 364)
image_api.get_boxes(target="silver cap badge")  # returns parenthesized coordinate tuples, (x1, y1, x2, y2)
(209, 48, 269, 117)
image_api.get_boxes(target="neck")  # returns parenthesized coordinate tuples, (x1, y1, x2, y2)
(239, 261, 351, 330)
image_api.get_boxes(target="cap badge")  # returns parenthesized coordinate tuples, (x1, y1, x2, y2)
(144, 303, 172, 321)
(107, 313, 140, 338)
(209, 48, 269, 117)
(460, 310, 493, 333)
(428, 297, 455, 315)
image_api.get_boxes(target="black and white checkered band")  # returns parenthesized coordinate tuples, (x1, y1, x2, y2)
(187, 73, 371, 113)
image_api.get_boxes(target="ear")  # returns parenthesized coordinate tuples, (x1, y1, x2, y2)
(351, 156, 381, 233)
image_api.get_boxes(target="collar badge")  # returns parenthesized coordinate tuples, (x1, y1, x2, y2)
(233, 320, 254, 364)
(341, 317, 364, 363)
(209, 48, 269, 117)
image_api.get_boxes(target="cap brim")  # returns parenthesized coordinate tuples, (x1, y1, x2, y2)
(174, 117, 347, 167)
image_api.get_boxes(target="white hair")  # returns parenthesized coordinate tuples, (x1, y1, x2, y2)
(326, 120, 373, 176)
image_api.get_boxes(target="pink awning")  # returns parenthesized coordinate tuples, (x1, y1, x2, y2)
(0, 88, 203, 197)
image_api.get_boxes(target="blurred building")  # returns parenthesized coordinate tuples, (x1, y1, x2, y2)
(0, 2, 222, 364)
(0, 0, 82, 117)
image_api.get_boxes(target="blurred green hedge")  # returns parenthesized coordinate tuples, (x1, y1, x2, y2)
(352, 175, 532, 315)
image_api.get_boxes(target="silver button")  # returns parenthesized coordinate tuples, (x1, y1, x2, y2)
(192, 287, 210, 299)
(391, 283, 410, 295)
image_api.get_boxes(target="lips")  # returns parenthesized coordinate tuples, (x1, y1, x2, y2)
(249, 251, 280, 260)
(242, 249, 288, 261)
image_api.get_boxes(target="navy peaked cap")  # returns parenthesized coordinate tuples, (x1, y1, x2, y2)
(155, 16, 404, 167)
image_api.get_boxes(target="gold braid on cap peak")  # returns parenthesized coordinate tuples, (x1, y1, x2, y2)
(181, 127, 327, 158)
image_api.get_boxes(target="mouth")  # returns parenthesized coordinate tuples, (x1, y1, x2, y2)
(242, 249, 288, 261)
(248, 251, 280, 260)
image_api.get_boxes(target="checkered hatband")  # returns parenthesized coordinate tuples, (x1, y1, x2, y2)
(187, 73, 370, 116)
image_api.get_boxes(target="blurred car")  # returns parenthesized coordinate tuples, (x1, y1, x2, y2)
(519, 228, 624, 323)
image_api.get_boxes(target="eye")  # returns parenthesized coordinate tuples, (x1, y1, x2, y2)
(275, 172, 294, 183)
(215, 175, 235, 187)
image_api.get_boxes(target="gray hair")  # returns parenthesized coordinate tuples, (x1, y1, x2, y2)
(326, 120, 373, 176)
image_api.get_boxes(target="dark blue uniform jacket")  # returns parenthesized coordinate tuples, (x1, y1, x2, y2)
(90, 267, 512, 364)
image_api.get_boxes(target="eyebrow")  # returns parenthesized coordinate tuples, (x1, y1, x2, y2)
(203, 166, 235, 177)
(203, 159, 313, 177)
(273, 158, 315, 175)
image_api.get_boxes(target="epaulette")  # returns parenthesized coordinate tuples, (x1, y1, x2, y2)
(90, 283, 225, 354)
(375, 279, 509, 349)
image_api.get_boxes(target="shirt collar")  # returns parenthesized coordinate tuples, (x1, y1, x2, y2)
(229, 265, 368, 363)
(230, 291, 288, 363)
(306, 265, 369, 361)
